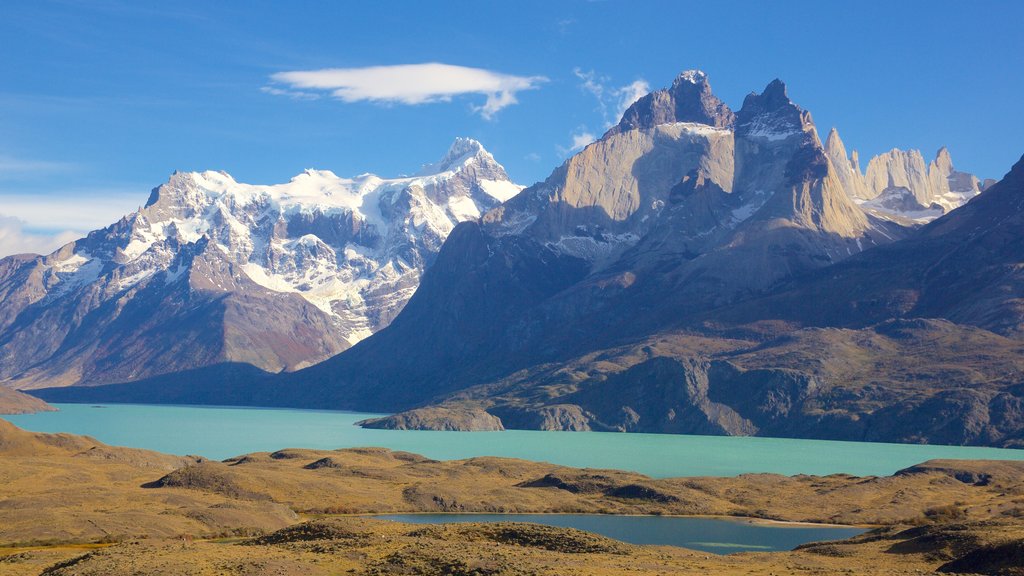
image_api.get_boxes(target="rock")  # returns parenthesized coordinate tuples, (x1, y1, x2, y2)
(608, 69, 735, 135)
(358, 406, 505, 431)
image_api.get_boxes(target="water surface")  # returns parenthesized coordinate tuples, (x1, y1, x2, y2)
(5, 403, 1024, 477)
(374, 514, 867, 554)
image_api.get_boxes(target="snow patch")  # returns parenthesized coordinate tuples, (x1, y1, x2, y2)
(480, 179, 524, 202)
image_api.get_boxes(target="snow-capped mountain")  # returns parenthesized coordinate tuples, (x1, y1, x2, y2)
(0, 138, 522, 388)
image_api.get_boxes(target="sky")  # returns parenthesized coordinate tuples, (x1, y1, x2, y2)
(1, 0, 1022, 256)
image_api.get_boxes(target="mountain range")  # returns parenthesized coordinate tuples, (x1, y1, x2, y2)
(14, 71, 1024, 447)
(0, 138, 520, 388)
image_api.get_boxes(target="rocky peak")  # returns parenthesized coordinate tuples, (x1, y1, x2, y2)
(735, 79, 813, 142)
(418, 137, 504, 177)
(673, 69, 708, 86)
(861, 147, 982, 216)
(825, 128, 871, 200)
(733, 81, 871, 242)
(607, 69, 734, 135)
(933, 146, 953, 172)
(824, 128, 847, 159)
(142, 170, 238, 224)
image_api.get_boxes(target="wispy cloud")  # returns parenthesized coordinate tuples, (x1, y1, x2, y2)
(557, 129, 596, 156)
(266, 63, 547, 119)
(259, 86, 320, 101)
(0, 215, 84, 258)
(0, 155, 76, 176)
(615, 79, 650, 121)
(569, 131, 596, 151)
(573, 68, 650, 128)
(0, 191, 143, 232)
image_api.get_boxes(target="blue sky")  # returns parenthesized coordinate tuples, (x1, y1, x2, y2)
(1, 0, 1022, 255)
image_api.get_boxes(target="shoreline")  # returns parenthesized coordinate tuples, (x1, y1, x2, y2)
(307, 511, 874, 530)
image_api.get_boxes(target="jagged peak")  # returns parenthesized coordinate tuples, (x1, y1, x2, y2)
(762, 78, 788, 100)
(418, 137, 495, 176)
(607, 69, 734, 135)
(933, 146, 954, 168)
(739, 79, 797, 115)
(672, 69, 708, 86)
(147, 170, 235, 208)
(824, 127, 845, 152)
(736, 78, 811, 141)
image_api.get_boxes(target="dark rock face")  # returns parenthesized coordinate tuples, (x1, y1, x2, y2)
(608, 70, 735, 135)
(560, 357, 755, 435)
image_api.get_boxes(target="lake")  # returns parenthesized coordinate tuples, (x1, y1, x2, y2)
(4, 403, 1024, 477)
(373, 514, 867, 554)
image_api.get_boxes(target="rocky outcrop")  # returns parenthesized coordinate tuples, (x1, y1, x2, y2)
(607, 69, 735, 135)
(824, 128, 871, 200)
(358, 406, 504, 431)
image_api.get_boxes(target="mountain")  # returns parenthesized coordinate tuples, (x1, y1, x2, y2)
(32, 71, 1024, 447)
(353, 152, 1024, 446)
(0, 138, 521, 389)
(720, 152, 1024, 336)
(823, 130, 984, 222)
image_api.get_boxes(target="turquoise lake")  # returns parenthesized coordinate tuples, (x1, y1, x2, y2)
(373, 514, 867, 554)
(5, 403, 1024, 478)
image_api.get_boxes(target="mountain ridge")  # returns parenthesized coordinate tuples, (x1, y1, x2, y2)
(0, 138, 522, 389)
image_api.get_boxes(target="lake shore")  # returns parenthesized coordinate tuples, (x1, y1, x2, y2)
(2, 418, 1024, 574)
(5, 402, 1024, 478)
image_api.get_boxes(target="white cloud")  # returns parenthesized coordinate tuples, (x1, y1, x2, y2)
(0, 215, 83, 258)
(615, 79, 650, 121)
(267, 63, 547, 119)
(573, 68, 650, 128)
(557, 129, 596, 156)
(570, 131, 596, 151)
(574, 68, 609, 121)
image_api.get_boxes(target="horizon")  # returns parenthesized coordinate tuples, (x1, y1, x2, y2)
(1, 0, 1023, 256)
